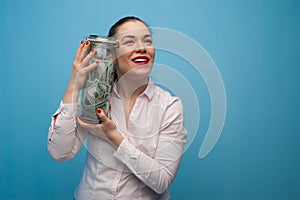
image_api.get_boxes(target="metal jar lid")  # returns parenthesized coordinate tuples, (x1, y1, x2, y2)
(86, 35, 119, 47)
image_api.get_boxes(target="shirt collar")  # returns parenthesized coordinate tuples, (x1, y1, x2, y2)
(142, 79, 155, 101)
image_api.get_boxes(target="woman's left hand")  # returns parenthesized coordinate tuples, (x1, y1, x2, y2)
(76, 109, 124, 147)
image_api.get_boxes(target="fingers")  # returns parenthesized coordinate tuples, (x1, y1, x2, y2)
(81, 48, 96, 66)
(82, 60, 99, 74)
(76, 116, 100, 132)
(74, 40, 91, 63)
(96, 108, 108, 123)
(78, 41, 91, 62)
(74, 40, 85, 62)
(76, 116, 88, 128)
(73, 39, 99, 74)
(75, 39, 98, 69)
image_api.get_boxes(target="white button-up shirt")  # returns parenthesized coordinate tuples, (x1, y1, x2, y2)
(48, 81, 187, 200)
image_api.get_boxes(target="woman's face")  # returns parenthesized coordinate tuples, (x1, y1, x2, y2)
(114, 20, 155, 79)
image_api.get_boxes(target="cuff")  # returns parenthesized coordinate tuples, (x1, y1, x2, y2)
(114, 139, 139, 163)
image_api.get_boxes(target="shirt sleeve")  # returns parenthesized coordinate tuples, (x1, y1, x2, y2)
(114, 98, 187, 194)
(48, 101, 86, 161)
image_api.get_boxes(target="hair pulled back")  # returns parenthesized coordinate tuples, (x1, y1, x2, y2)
(108, 16, 150, 37)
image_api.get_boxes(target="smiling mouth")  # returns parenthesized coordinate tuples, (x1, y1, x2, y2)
(132, 56, 150, 65)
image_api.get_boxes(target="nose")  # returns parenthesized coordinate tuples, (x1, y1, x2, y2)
(135, 40, 146, 53)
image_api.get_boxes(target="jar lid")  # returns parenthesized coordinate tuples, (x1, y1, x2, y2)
(86, 35, 119, 47)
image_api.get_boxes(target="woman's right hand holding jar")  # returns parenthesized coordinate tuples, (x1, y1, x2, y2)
(62, 40, 99, 104)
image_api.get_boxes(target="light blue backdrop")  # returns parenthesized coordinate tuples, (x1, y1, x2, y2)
(1, 0, 299, 199)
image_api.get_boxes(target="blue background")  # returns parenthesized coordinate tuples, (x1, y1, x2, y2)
(1, 0, 299, 199)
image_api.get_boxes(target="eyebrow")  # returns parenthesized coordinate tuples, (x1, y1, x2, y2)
(121, 34, 152, 41)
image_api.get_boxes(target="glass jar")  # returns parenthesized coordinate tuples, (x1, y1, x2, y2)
(79, 35, 118, 124)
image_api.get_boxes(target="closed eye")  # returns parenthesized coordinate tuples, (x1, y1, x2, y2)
(144, 39, 153, 45)
(123, 40, 135, 46)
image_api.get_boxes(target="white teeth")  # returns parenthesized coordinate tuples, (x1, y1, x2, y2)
(133, 58, 147, 62)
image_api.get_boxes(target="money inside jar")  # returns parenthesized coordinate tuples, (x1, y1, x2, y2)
(79, 35, 118, 124)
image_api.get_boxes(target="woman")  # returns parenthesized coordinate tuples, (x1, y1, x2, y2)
(48, 16, 187, 200)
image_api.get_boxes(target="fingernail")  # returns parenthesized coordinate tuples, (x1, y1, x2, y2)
(95, 61, 99, 64)
(85, 41, 90, 45)
(91, 48, 95, 53)
(96, 108, 101, 113)
(81, 40, 84, 44)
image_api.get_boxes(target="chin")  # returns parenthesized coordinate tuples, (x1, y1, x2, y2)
(132, 64, 152, 78)
(121, 64, 152, 80)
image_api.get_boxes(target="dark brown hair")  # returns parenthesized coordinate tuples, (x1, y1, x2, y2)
(108, 16, 150, 37)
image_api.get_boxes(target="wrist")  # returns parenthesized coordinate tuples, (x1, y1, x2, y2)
(108, 130, 124, 147)
(63, 84, 80, 103)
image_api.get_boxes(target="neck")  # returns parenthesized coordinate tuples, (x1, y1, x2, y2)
(116, 76, 149, 120)
(116, 75, 149, 100)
